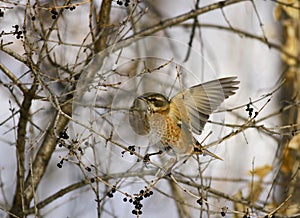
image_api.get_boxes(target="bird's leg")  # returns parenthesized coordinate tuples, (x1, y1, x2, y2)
(142, 150, 175, 177)
(155, 157, 176, 178)
(143, 150, 163, 163)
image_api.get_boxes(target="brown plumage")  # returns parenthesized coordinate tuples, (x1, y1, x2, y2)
(138, 77, 239, 160)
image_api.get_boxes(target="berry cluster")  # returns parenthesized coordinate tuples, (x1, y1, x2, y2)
(107, 186, 116, 198)
(49, 5, 76, 20)
(56, 128, 78, 168)
(116, 0, 130, 7)
(59, 129, 69, 139)
(246, 103, 254, 117)
(128, 145, 135, 155)
(122, 188, 154, 215)
(12, 25, 24, 39)
(57, 129, 69, 148)
(66, 5, 76, 11)
(121, 145, 136, 156)
(50, 8, 58, 19)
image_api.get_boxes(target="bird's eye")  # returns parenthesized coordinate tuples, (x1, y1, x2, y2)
(153, 100, 165, 107)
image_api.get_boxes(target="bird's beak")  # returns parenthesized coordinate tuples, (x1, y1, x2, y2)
(137, 95, 151, 112)
(137, 95, 147, 103)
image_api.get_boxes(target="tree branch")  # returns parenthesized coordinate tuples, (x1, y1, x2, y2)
(10, 81, 37, 217)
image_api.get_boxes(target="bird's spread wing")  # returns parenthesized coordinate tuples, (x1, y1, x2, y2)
(169, 77, 239, 134)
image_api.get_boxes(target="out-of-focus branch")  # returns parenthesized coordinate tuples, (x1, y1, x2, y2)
(116, 0, 249, 51)
(169, 180, 192, 218)
(94, 0, 112, 52)
(133, 0, 248, 37)
(22, 99, 72, 211)
(10, 80, 37, 217)
(275, 0, 300, 212)
(180, 23, 299, 62)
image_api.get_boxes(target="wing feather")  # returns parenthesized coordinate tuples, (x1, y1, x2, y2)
(169, 77, 239, 134)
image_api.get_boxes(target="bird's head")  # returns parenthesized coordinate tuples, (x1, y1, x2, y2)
(138, 92, 170, 113)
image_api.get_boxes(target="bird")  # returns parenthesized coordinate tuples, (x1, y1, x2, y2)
(137, 77, 239, 163)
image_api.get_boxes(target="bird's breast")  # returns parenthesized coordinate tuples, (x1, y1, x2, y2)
(147, 113, 193, 155)
(147, 113, 180, 144)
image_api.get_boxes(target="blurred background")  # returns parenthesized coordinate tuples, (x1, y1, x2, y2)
(0, 0, 299, 217)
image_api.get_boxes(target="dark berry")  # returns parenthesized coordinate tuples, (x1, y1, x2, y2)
(50, 8, 58, 15)
(107, 192, 113, 198)
(196, 198, 202, 205)
(59, 130, 69, 139)
(135, 203, 142, 209)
